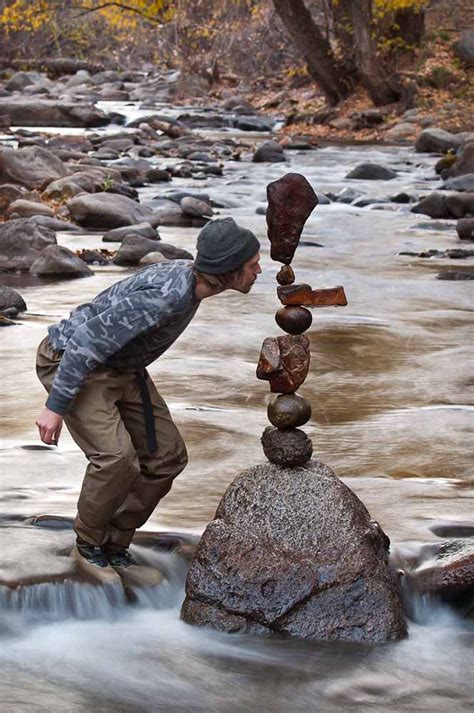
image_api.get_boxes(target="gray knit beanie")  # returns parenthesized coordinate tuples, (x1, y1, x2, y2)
(194, 218, 260, 274)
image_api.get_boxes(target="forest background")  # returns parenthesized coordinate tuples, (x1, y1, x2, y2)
(0, 0, 473, 139)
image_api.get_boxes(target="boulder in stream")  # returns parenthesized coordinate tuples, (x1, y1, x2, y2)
(253, 141, 286, 163)
(346, 163, 397, 180)
(0, 98, 108, 128)
(7, 199, 54, 219)
(113, 235, 193, 265)
(0, 146, 67, 190)
(457, 218, 474, 241)
(0, 218, 56, 271)
(30, 244, 93, 277)
(181, 459, 407, 642)
(415, 128, 464, 154)
(102, 222, 159, 243)
(66, 192, 155, 229)
(0, 286, 27, 317)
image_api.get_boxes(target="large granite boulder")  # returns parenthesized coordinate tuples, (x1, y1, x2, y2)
(0, 286, 27, 317)
(0, 218, 56, 271)
(0, 146, 67, 190)
(113, 235, 192, 265)
(415, 129, 464, 154)
(181, 460, 407, 643)
(30, 244, 92, 277)
(66, 192, 154, 228)
(0, 98, 108, 127)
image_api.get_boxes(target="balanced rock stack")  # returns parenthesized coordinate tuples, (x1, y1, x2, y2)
(258, 173, 347, 466)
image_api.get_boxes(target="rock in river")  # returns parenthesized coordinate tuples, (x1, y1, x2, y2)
(181, 459, 407, 642)
(267, 393, 312, 428)
(0, 285, 27, 317)
(66, 192, 155, 229)
(0, 98, 108, 128)
(0, 218, 56, 271)
(30, 244, 93, 277)
(346, 163, 397, 180)
(457, 218, 474, 241)
(261, 426, 312, 467)
(253, 141, 286, 163)
(0, 146, 67, 190)
(113, 235, 192, 266)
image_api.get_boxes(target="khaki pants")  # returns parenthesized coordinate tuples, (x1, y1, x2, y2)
(36, 336, 188, 548)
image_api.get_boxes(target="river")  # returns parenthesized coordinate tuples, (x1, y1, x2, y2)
(0, 111, 473, 711)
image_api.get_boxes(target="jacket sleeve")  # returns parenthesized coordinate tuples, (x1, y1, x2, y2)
(46, 288, 183, 416)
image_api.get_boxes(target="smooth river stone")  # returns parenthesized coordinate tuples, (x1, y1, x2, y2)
(261, 426, 313, 466)
(275, 306, 312, 335)
(266, 173, 318, 265)
(267, 393, 312, 429)
(276, 265, 295, 285)
(257, 335, 310, 394)
(277, 283, 347, 307)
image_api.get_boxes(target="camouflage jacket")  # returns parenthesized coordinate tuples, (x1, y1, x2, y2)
(46, 260, 199, 416)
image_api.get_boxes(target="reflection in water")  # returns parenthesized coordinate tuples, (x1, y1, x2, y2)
(0, 138, 473, 711)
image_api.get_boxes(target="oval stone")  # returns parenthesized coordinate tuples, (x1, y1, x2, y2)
(267, 393, 312, 429)
(276, 265, 295, 285)
(275, 306, 312, 335)
(261, 426, 313, 466)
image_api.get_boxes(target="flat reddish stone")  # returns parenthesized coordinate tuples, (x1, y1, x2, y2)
(276, 265, 295, 285)
(257, 334, 310, 394)
(267, 393, 312, 429)
(266, 173, 318, 265)
(277, 284, 347, 307)
(275, 306, 312, 335)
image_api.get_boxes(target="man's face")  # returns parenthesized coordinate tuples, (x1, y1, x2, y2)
(234, 252, 262, 293)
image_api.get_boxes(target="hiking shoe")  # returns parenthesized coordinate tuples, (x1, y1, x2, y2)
(71, 543, 122, 584)
(106, 548, 164, 587)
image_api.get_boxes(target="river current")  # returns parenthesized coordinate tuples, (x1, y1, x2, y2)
(0, 108, 473, 711)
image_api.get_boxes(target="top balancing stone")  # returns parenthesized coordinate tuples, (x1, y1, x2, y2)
(266, 173, 318, 265)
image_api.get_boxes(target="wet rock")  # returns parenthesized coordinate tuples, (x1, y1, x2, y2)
(46, 135, 93, 153)
(24, 515, 74, 529)
(408, 539, 474, 614)
(257, 335, 310, 394)
(411, 193, 450, 219)
(233, 115, 274, 132)
(276, 265, 295, 286)
(30, 244, 93, 277)
(180, 196, 213, 218)
(415, 128, 463, 154)
(266, 173, 318, 265)
(102, 222, 159, 243)
(448, 140, 474, 178)
(335, 187, 364, 204)
(0, 146, 67, 190)
(0, 286, 27, 317)
(42, 173, 98, 200)
(0, 184, 29, 213)
(7, 199, 54, 219)
(268, 393, 312, 429)
(5, 71, 49, 92)
(158, 190, 211, 206)
(29, 215, 81, 232)
(457, 218, 474, 241)
(0, 98, 108, 127)
(75, 249, 112, 265)
(66, 192, 154, 229)
(138, 252, 167, 266)
(113, 235, 192, 266)
(275, 305, 312, 335)
(277, 283, 347, 307)
(437, 270, 474, 280)
(0, 218, 56, 271)
(453, 31, 474, 67)
(346, 163, 397, 180)
(223, 95, 256, 113)
(385, 122, 416, 140)
(261, 427, 312, 466)
(253, 141, 286, 163)
(390, 192, 415, 203)
(445, 192, 474, 219)
(442, 174, 474, 192)
(181, 459, 407, 642)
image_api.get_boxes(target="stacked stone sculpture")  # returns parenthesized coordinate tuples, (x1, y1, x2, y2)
(257, 173, 347, 466)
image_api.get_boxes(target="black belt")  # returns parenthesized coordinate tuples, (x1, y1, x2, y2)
(136, 370, 158, 454)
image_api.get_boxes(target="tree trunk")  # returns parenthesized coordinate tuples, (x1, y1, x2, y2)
(272, 0, 354, 106)
(332, 0, 359, 87)
(351, 0, 402, 106)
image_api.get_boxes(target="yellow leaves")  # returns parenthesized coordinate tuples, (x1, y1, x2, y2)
(0, 0, 54, 33)
(374, 0, 429, 19)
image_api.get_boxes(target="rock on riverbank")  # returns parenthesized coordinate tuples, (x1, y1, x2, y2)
(181, 459, 407, 643)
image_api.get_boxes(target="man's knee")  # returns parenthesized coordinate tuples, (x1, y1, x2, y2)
(144, 437, 188, 479)
(89, 448, 140, 478)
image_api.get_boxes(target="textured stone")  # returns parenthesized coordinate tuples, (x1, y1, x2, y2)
(267, 393, 312, 429)
(0, 286, 27, 316)
(266, 173, 318, 265)
(415, 128, 464, 154)
(276, 265, 295, 285)
(0, 146, 67, 190)
(275, 306, 312, 335)
(113, 235, 192, 266)
(0, 218, 56, 272)
(257, 335, 310, 394)
(67, 192, 154, 229)
(181, 459, 407, 642)
(457, 218, 474, 241)
(30, 244, 93, 277)
(277, 283, 347, 307)
(346, 163, 397, 180)
(261, 426, 312, 466)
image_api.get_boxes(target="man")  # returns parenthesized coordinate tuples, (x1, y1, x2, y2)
(35, 218, 261, 587)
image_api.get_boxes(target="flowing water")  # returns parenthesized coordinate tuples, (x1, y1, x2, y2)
(0, 111, 473, 711)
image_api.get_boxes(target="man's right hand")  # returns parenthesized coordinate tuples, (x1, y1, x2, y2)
(36, 407, 63, 445)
